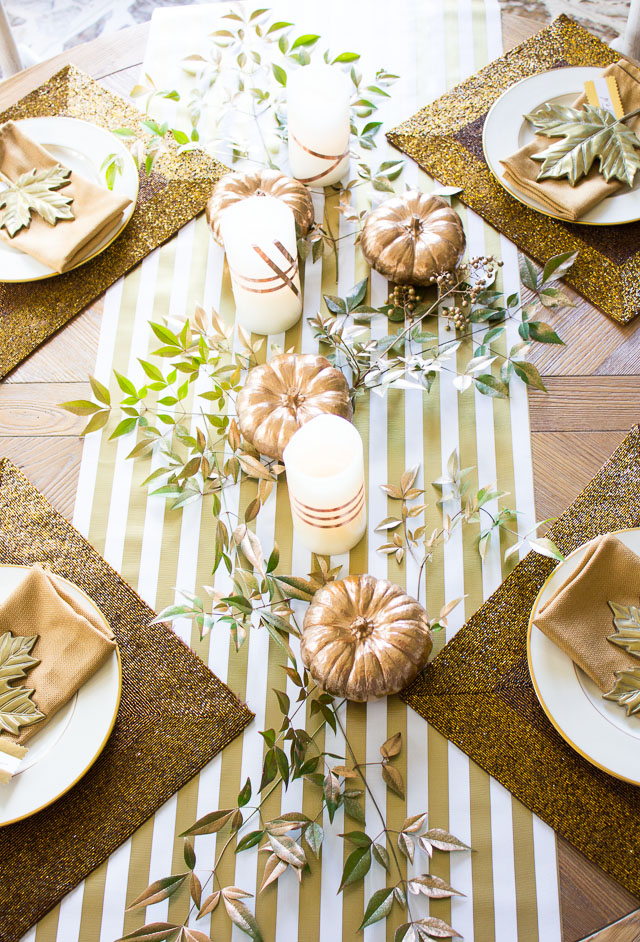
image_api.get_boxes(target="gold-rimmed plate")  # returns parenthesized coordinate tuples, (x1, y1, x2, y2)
(483, 66, 640, 226)
(528, 529, 640, 786)
(0, 566, 121, 825)
(0, 116, 138, 282)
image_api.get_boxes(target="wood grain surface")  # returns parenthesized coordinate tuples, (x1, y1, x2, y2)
(0, 11, 638, 942)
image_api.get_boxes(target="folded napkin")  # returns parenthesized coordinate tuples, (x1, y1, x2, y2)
(0, 120, 132, 273)
(534, 534, 640, 692)
(500, 59, 640, 221)
(0, 565, 116, 782)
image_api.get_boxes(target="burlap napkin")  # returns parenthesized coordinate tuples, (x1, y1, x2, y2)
(0, 120, 132, 273)
(0, 565, 116, 780)
(534, 534, 640, 691)
(500, 60, 640, 221)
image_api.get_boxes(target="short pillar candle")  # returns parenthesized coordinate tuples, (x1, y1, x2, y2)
(287, 63, 351, 188)
(220, 194, 302, 335)
(283, 414, 367, 556)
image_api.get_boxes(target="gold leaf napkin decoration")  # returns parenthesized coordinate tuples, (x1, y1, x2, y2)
(0, 565, 116, 784)
(0, 120, 132, 273)
(500, 59, 640, 221)
(533, 534, 640, 691)
(603, 601, 640, 715)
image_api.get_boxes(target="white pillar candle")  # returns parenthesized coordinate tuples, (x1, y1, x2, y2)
(287, 64, 351, 187)
(283, 414, 366, 556)
(220, 194, 302, 335)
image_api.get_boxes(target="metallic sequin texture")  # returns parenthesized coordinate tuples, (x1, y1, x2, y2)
(402, 424, 640, 897)
(0, 65, 229, 379)
(386, 15, 639, 324)
(0, 459, 253, 942)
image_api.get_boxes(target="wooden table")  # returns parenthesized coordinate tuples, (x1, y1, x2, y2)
(1, 12, 640, 942)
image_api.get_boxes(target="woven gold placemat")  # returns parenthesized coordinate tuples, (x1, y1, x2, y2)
(0, 65, 228, 379)
(402, 425, 640, 896)
(0, 459, 253, 942)
(386, 15, 640, 325)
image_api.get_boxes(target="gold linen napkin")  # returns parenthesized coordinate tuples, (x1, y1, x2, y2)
(500, 60, 640, 221)
(534, 534, 640, 692)
(0, 565, 116, 781)
(0, 120, 132, 273)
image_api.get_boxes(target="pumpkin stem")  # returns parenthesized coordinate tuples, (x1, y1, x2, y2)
(283, 389, 304, 414)
(408, 214, 422, 237)
(351, 616, 373, 639)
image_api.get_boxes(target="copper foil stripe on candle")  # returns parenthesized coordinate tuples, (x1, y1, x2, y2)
(290, 132, 349, 184)
(229, 241, 299, 297)
(291, 484, 365, 529)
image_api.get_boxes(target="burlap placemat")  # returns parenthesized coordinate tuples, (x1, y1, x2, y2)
(402, 425, 640, 896)
(386, 15, 640, 325)
(0, 65, 228, 378)
(0, 459, 253, 942)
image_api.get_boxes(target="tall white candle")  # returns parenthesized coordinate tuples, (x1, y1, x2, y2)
(220, 194, 302, 335)
(287, 64, 351, 187)
(283, 414, 366, 556)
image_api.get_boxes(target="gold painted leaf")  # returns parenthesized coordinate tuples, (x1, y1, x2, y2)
(420, 828, 471, 853)
(382, 763, 405, 798)
(196, 891, 221, 920)
(125, 874, 188, 912)
(0, 163, 74, 237)
(0, 631, 44, 735)
(607, 601, 640, 656)
(259, 852, 288, 892)
(380, 731, 402, 759)
(525, 103, 640, 187)
(414, 916, 462, 939)
(604, 669, 640, 716)
(408, 873, 465, 899)
(221, 893, 263, 942)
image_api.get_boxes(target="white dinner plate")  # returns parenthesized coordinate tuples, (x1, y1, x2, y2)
(0, 566, 121, 825)
(0, 116, 139, 282)
(483, 66, 640, 225)
(528, 528, 640, 785)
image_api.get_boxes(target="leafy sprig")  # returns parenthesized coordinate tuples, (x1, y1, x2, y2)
(311, 251, 576, 403)
(116, 661, 470, 942)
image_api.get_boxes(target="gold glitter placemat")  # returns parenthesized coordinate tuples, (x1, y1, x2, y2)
(402, 425, 640, 896)
(0, 65, 228, 379)
(386, 15, 640, 325)
(0, 459, 253, 942)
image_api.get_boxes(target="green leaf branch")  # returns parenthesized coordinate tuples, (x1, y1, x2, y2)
(117, 658, 470, 942)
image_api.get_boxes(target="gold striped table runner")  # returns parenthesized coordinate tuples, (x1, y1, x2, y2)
(27, 2, 563, 941)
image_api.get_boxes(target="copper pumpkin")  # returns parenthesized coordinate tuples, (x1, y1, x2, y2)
(236, 353, 352, 460)
(206, 169, 315, 245)
(300, 574, 432, 701)
(360, 190, 466, 286)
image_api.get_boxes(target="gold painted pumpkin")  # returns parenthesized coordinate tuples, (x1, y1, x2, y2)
(360, 191, 466, 286)
(206, 169, 315, 245)
(236, 353, 352, 460)
(300, 574, 432, 701)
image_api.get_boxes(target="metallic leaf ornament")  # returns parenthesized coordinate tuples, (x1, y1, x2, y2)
(0, 163, 74, 237)
(607, 600, 640, 655)
(206, 168, 314, 245)
(604, 669, 640, 716)
(236, 353, 352, 460)
(360, 190, 466, 286)
(300, 574, 432, 702)
(0, 631, 44, 735)
(525, 102, 640, 187)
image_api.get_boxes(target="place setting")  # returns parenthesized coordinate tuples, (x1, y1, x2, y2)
(4, 2, 640, 942)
